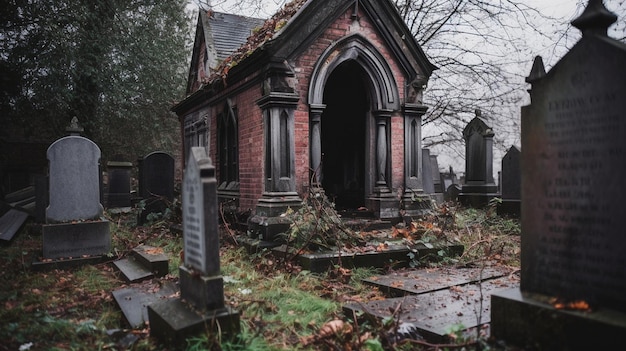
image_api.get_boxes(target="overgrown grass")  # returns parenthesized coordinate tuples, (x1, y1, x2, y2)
(0, 202, 520, 350)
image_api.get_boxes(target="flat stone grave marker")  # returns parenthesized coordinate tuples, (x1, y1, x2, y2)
(363, 266, 513, 297)
(112, 280, 178, 329)
(0, 209, 29, 243)
(491, 1, 626, 349)
(344, 266, 519, 342)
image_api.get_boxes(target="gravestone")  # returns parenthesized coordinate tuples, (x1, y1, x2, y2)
(497, 146, 521, 217)
(137, 151, 174, 225)
(148, 147, 239, 344)
(39, 118, 110, 262)
(491, 1, 626, 349)
(106, 160, 133, 208)
(428, 153, 445, 204)
(458, 110, 499, 207)
(421, 149, 435, 194)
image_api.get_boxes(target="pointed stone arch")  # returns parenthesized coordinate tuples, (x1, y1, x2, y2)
(308, 34, 400, 216)
(308, 34, 399, 110)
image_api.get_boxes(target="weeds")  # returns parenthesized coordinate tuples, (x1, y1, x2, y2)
(0, 198, 520, 350)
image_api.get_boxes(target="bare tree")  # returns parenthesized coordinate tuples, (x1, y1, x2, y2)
(395, 0, 625, 172)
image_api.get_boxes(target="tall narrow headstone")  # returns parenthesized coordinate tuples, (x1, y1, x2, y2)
(106, 160, 133, 208)
(491, 1, 626, 348)
(421, 149, 435, 194)
(39, 118, 110, 262)
(137, 151, 175, 225)
(148, 147, 239, 344)
(458, 110, 498, 207)
(497, 146, 521, 217)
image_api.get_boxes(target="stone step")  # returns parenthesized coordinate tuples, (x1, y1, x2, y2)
(113, 257, 155, 283)
(113, 245, 169, 283)
(131, 245, 169, 278)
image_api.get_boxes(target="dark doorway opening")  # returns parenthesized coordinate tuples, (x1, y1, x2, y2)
(321, 61, 368, 210)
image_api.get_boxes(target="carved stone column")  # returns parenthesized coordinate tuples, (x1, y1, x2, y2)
(309, 104, 325, 186)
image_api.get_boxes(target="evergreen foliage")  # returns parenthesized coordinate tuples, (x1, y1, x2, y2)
(1, 0, 192, 161)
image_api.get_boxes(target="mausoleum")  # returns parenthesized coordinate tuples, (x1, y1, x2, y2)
(172, 0, 437, 238)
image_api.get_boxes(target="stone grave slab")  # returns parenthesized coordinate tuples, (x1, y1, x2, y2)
(0, 209, 29, 242)
(363, 266, 514, 297)
(112, 280, 178, 328)
(273, 243, 464, 273)
(113, 258, 154, 283)
(42, 221, 110, 259)
(344, 272, 520, 342)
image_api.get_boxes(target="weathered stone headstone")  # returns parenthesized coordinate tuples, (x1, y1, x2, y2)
(137, 151, 175, 225)
(148, 147, 239, 344)
(138, 151, 174, 200)
(458, 110, 498, 207)
(106, 160, 133, 208)
(40, 118, 110, 261)
(491, 1, 626, 348)
(430, 154, 443, 193)
(421, 149, 435, 194)
(497, 146, 521, 216)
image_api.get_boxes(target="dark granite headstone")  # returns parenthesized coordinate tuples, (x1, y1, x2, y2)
(137, 151, 175, 225)
(106, 161, 133, 208)
(498, 146, 521, 216)
(421, 149, 435, 194)
(138, 151, 174, 200)
(491, 2, 626, 348)
(147, 147, 239, 344)
(458, 110, 498, 207)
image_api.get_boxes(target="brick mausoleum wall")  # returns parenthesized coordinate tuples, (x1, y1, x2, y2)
(291, 7, 407, 196)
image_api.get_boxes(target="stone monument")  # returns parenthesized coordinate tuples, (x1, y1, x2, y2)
(458, 110, 499, 207)
(106, 159, 133, 208)
(38, 118, 110, 265)
(137, 151, 175, 225)
(491, 1, 626, 349)
(148, 147, 239, 343)
(497, 146, 521, 217)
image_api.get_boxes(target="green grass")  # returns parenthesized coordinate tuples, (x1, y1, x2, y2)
(0, 204, 521, 350)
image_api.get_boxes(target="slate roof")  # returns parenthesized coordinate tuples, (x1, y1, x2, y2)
(205, 12, 266, 64)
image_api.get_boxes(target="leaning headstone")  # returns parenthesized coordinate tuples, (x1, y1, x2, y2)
(148, 147, 239, 344)
(497, 146, 521, 217)
(458, 110, 499, 207)
(491, 1, 626, 349)
(38, 118, 110, 264)
(137, 151, 174, 225)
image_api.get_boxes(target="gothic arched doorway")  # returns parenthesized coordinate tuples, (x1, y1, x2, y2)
(321, 61, 369, 210)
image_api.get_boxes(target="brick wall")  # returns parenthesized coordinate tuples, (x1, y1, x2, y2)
(291, 7, 408, 195)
